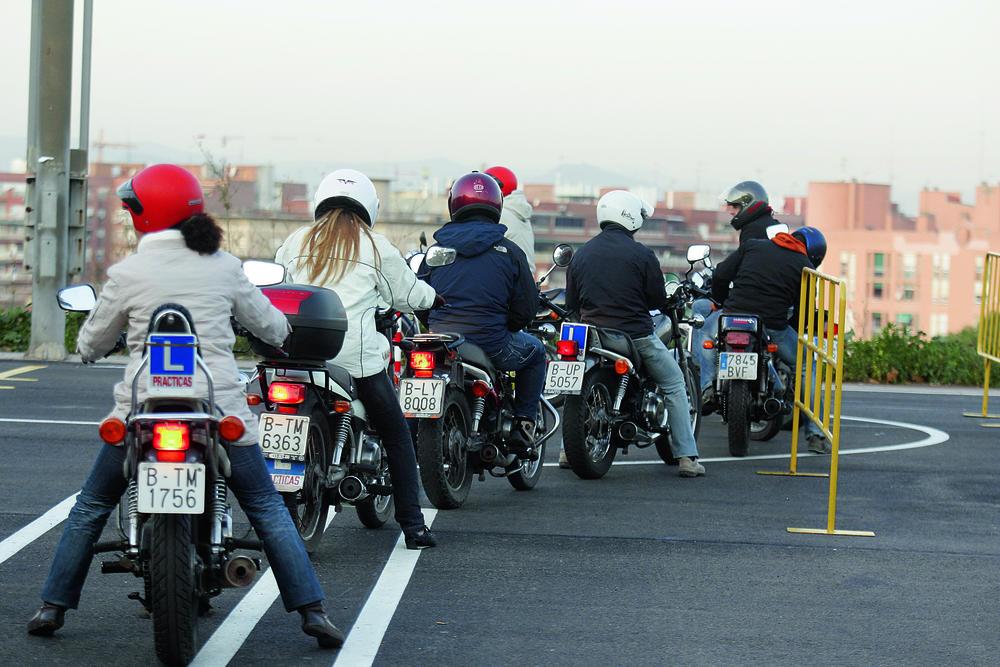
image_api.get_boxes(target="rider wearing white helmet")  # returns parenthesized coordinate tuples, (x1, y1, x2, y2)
(565, 190, 705, 478)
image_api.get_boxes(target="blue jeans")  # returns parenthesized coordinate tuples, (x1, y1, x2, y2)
(632, 334, 699, 458)
(489, 331, 546, 420)
(41, 442, 324, 612)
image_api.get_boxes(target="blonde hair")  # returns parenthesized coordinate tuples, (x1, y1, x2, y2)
(301, 209, 380, 284)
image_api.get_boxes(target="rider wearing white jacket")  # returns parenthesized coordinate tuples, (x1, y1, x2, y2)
(275, 169, 439, 549)
(486, 166, 536, 276)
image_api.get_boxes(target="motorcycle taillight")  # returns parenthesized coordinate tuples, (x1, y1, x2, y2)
(410, 350, 435, 378)
(724, 332, 751, 347)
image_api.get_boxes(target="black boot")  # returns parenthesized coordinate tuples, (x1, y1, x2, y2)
(508, 417, 536, 454)
(404, 525, 437, 550)
(27, 603, 65, 637)
(298, 603, 345, 649)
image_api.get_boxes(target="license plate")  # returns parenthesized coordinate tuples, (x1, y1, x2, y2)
(266, 458, 307, 492)
(719, 352, 758, 380)
(137, 462, 205, 514)
(399, 378, 446, 418)
(545, 360, 585, 394)
(259, 413, 310, 460)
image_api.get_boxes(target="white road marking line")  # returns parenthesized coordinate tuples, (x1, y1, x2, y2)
(0, 493, 77, 565)
(191, 512, 338, 667)
(543, 415, 949, 466)
(334, 509, 439, 667)
(0, 417, 100, 426)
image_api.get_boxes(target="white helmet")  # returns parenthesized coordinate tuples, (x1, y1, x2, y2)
(312, 168, 380, 227)
(596, 190, 654, 232)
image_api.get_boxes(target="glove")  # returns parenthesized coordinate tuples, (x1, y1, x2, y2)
(432, 293, 447, 309)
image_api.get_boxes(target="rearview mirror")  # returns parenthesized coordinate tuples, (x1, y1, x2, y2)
(552, 243, 573, 267)
(425, 245, 457, 267)
(57, 284, 97, 312)
(665, 280, 681, 297)
(686, 244, 710, 264)
(243, 260, 286, 287)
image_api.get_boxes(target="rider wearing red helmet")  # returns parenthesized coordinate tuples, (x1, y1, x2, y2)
(27, 164, 345, 648)
(485, 165, 536, 275)
(420, 172, 543, 450)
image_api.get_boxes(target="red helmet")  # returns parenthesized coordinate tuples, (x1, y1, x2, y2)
(485, 165, 517, 197)
(448, 172, 503, 222)
(117, 164, 205, 233)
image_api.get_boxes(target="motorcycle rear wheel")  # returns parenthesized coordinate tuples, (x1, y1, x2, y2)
(284, 404, 332, 555)
(563, 372, 616, 479)
(507, 404, 547, 490)
(417, 389, 473, 509)
(356, 438, 394, 528)
(727, 381, 752, 457)
(149, 514, 198, 667)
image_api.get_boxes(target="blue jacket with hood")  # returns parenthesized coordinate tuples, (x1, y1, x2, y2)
(421, 217, 537, 355)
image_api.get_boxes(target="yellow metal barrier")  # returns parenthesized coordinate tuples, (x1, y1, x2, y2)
(963, 252, 1000, 423)
(757, 267, 874, 537)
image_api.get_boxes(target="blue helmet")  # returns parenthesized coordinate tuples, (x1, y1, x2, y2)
(792, 226, 826, 268)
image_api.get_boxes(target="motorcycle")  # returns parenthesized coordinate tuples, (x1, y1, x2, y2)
(57, 285, 263, 666)
(552, 245, 705, 480)
(240, 261, 395, 554)
(397, 245, 570, 509)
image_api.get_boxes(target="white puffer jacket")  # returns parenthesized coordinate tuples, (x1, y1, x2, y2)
(500, 191, 536, 275)
(78, 230, 290, 446)
(275, 226, 436, 379)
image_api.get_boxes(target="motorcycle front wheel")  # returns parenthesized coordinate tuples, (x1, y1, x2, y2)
(356, 438, 394, 528)
(563, 371, 616, 479)
(416, 389, 473, 509)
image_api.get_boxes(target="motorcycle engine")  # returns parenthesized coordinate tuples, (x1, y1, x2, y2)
(641, 390, 669, 430)
(358, 435, 383, 472)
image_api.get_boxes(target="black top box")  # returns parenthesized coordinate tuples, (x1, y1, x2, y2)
(255, 284, 348, 360)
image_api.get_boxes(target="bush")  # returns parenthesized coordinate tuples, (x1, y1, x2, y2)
(1, 307, 87, 353)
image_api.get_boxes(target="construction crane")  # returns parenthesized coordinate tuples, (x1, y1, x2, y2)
(91, 128, 135, 163)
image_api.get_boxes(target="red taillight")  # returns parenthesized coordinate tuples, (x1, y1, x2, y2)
(261, 287, 311, 315)
(277, 405, 298, 415)
(725, 332, 751, 347)
(410, 351, 435, 378)
(471, 380, 491, 398)
(703, 340, 715, 350)
(219, 416, 245, 442)
(268, 382, 306, 404)
(246, 393, 262, 406)
(614, 359, 631, 375)
(333, 400, 351, 413)
(767, 343, 779, 354)
(153, 422, 190, 451)
(99, 417, 126, 445)
(556, 340, 579, 360)
(156, 450, 186, 463)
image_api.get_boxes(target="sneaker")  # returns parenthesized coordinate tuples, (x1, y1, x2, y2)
(27, 603, 66, 637)
(404, 525, 437, 550)
(807, 434, 831, 454)
(558, 447, 571, 469)
(678, 456, 705, 477)
(700, 387, 718, 416)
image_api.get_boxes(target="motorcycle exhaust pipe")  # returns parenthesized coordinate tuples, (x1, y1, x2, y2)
(618, 421, 639, 441)
(338, 476, 367, 502)
(223, 555, 258, 588)
(763, 398, 782, 418)
(481, 444, 516, 468)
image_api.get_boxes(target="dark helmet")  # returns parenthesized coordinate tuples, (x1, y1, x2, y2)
(448, 171, 503, 222)
(722, 180, 769, 229)
(792, 226, 827, 268)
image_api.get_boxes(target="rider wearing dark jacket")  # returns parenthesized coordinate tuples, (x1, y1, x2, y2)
(723, 180, 781, 245)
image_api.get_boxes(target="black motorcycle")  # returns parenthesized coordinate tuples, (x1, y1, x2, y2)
(240, 261, 395, 554)
(553, 245, 705, 480)
(58, 286, 265, 666)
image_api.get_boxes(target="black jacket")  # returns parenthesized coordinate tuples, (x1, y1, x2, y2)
(733, 208, 781, 245)
(422, 218, 537, 355)
(712, 238, 814, 329)
(565, 224, 667, 338)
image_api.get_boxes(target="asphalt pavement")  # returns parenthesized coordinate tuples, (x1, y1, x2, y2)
(0, 361, 996, 666)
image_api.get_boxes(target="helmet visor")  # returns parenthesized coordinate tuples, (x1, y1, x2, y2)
(116, 179, 143, 215)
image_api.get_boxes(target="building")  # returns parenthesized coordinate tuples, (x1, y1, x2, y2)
(806, 181, 1000, 338)
(0, 171, 30, 306)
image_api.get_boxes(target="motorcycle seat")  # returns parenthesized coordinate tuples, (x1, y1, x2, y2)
(597, 328, 643, 372)
(323, 362, 357, 399)
(455, 341, 497, 378)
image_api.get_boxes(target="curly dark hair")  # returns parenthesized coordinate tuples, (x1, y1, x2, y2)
(178, 213, 223, 255)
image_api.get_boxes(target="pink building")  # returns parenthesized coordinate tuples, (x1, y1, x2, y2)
(806, 181, 999, 338)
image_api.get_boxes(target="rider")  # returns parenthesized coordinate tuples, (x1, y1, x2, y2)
(696, 226, 830, 452)
(27, 164, 344, 647)
(565, 190, 705, 478)
(420, 171, 542, 453)
(722, 180, 783, 244)
(275, 169, 440, 549)
(485, 165, 536, 275)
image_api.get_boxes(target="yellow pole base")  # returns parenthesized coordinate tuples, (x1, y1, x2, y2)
(962, 411, 1000, 418)
(756, 470, 829, 478)
(787, 527, 875, 537)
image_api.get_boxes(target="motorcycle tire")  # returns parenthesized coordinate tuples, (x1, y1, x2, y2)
(750, 416, 782, 441)
(356, 439, 394, 528)
(727, 381, 752, 457)
(563, 371, 616, 479)
(507, 404, 547, 491)
(416, 389, 473, 509)
(284, 404, 332, 555)
(149, 513, 198, 667)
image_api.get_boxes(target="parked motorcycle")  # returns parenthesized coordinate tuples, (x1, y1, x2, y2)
(240, 261, 395, 554)
(398, 245, 570, 509)
(552, 245, 705, 480)
(58, 285, 264, 666)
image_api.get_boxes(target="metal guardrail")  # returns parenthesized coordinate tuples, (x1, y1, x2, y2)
(963, 252, 1000, 423)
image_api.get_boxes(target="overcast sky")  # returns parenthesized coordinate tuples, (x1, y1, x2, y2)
(1, 0, 998, 210)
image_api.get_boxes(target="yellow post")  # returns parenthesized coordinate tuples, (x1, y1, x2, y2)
(964, 252, 1000, 420)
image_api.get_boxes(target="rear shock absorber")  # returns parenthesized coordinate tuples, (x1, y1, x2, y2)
(471, 396, 486, 432)
(332, 413, 351, 465)
(126, 479, 139, 555)
(211, 478, 227, 553)
(613, 374, 630, 413)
